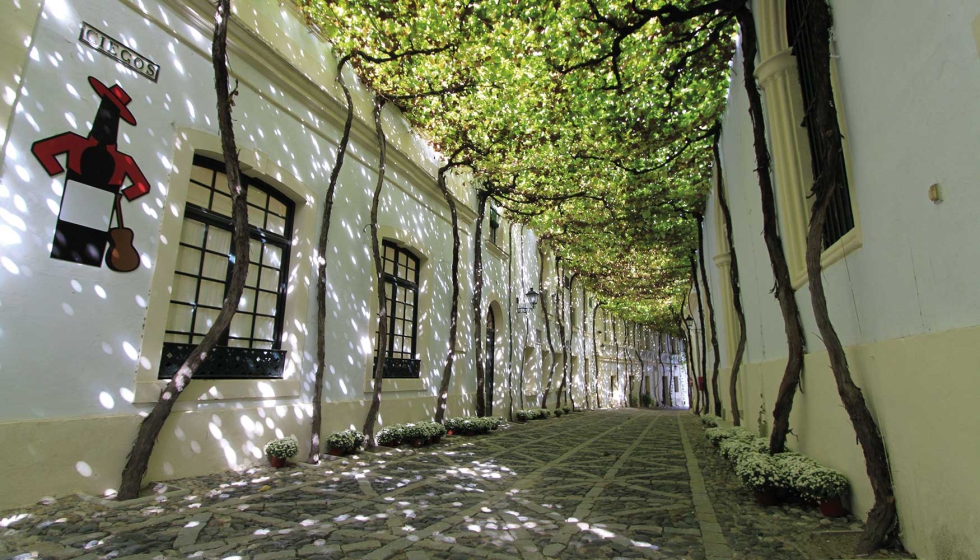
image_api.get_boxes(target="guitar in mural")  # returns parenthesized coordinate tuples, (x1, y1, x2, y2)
(31, 76, 149, 270)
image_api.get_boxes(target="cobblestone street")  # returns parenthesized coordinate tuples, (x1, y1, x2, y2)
(2, 410, 884, 559)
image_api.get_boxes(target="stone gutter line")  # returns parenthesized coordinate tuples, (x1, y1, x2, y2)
(678, 415, 734, 560)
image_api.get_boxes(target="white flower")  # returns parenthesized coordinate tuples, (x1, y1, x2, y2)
(264, 437, 299, 459)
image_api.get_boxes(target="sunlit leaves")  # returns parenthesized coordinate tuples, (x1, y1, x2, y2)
(299, 0, 736, 327)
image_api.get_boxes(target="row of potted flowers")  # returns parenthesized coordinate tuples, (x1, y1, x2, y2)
(704, 425, 850, 517)
(376, 421, 448, 448)
(515, 406, 572, 421)
(264, 417, 508, 465)
(443, 416, 504, 436)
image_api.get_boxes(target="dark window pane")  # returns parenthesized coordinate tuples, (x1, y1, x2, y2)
(160, 156, 295, 380)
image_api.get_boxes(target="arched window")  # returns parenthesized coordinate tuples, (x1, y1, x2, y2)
(375, 240, 421, 378)
(159, 155, 294, 379)
(786, 0, 854, 248)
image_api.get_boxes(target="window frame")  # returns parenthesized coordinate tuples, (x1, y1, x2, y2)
(374, 240, 422, 379)
(754, 0, 863, 290)
(159, 156, 295, 380)
(134, 129, 316, 403)
(488, 205, 500, 246)
(786, 0, 855, 250)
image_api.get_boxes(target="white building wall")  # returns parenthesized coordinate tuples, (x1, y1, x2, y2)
(700, 2, 980, 558)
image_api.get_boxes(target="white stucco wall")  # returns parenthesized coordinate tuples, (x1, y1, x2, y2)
(0, 0, 653, 511)
(701, 2, 980, 558)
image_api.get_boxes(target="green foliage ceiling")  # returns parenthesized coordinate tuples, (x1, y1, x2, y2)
(298, 0, 738, 329)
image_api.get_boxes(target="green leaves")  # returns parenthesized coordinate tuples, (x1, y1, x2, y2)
(300, 0, 737, 325)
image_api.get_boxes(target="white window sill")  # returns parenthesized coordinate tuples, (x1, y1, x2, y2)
(486, 241, 508, 261)
(790, 226, 863, 290)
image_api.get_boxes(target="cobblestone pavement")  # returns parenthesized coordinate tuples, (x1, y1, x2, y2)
(1, 410, 901, 559)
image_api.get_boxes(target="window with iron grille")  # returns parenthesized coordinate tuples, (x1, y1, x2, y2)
(374, 241, 421, 378)
(488, 206, 500, 246)
(159, 155, 294, 380)
(787, 0, 854, 248)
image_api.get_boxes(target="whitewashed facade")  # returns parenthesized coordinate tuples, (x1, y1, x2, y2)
(0, 0, 666, 511)
(694, 1, 980, 558)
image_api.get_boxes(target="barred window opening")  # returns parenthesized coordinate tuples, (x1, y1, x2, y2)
(159, 155, 293, 380)
(787, 0, 855, 249)
(374, 241, 422, 378)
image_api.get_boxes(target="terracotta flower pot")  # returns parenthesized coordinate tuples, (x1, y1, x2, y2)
(328, 447, 344, 457)
(431, 436, 441, 444)
(819, 495, 846, 517)
(753, 489, 778, 507)
(412, 438, 424, 447)
(446, 430, 454, 436)
(268, 455, 286, 468)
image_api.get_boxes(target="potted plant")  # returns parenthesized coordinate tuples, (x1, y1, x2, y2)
(554, 408, 564, 417)
(734, 452, 783, 506)
(401, 424, 425, 447)
(704, 427, 732, 446)
(516, 410, 529, 423)
(326, 429, 365, 457)
(562, 406, 571, 415)
(264, 437, 298, 468)
(701, 414, 722, 428)
(719, 434, 767, 463)
(797, 467, 849, 517)
(460, 418, 478, 436)
(423, 421, 447, 444)
(444, 418, 459, 436)
(377, 425, 403, 447)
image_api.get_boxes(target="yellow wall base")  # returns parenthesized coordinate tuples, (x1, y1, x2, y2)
(716, 325, 980, 560)
(0, 394, 468, 511)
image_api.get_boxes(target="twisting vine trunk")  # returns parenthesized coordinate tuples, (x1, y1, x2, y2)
(690, 254, 709, 415)
(581, 285, 589, 410)
(591, 302, 601, 409)
(433, 157, 465, 423)
(655, 333, 665, 406)
(798, 1, 898, 550)
(734, 6, 807, 454)
(612, 318, 621, 407)
(696, 213, 722, 416)
(681, 291, 700, 414)
(713, 127, 747, 427)
(518, 225, 528, 411)
(362, 96, 389, 447)
(683, 330, 697, 412)
(506, 222, 515, 421)
(555, 263, 571, 409)
(566, 275, 578, 410)
(473, 191, 489, 416)
(119, 0, 247, 499)
(308, 57, 355, 463)
(538, 250, 558, 408)
(634, 349, 644, 407)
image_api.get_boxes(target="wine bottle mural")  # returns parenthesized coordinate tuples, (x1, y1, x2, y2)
(31, 76, 149, 271)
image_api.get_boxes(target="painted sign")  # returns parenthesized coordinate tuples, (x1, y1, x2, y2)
(79, 22, 160, 83)
(31, 77, 149, 271)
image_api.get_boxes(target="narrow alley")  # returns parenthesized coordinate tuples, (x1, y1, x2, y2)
(1, 411, 896, 559)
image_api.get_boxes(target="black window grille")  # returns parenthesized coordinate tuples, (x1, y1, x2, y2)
(488, 206, 500, 246)
(374, 241, 421, 378)
(159, 155, 294, 380)
(787, 0, 855, 249)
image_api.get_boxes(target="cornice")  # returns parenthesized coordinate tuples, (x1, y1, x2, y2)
(122, 0, 477, 226)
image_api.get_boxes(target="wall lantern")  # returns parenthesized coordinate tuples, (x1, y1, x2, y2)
(516, 288, 539, 314)
(684, 315, 695, 330)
